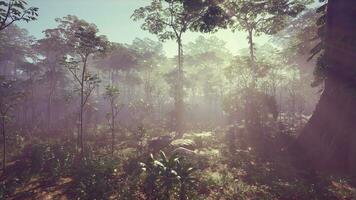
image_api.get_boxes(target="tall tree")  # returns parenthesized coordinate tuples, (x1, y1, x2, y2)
(132, 0, 226, 135)
(36, 28, 70, 133)
(97, 43, 138, 86)
(184, 36, 231, 127)
(0, 25, 34, 77)
(104, 85, 120, 157)
(131, 38, 164, 105)
(218, 0, 308, 129)
(224, 0, 308, 84)
(0, 25, 38, 135)
(299, 0, 356, 173)
(0, 77, 23, 173)
(58, 15, 109, 156)
(0, 0, 38, 31)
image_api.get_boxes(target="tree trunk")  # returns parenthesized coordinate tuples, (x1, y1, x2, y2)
(248, 28, 258, 86)
(79, 56, 88, 157)
(111, 100, 115, 157)
(47, 93, 53, 132)
(298, 0, 356, 173)
(29, 73, 36, 131)
(248, 29, 255, 67)
(47, 65, 55, 135)
(175, 38, 184, 136)
(2, 117, 5, 174)
(245, 28, 259, 131)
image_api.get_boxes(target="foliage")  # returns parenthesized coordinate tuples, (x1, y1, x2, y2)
(0, 0, 38, 31)
(21, 142, 76, 177)
(132, 0, 226, 42)
(71, 157, 118, 199)
(140, 151, 199, 200)
(0, 76, 25, 171)
(97, 42, 138, 74)
(0, 24, 34, 62)
(225, 0, 309, 35)
(104, 85, 121, 156)
(203, 168, 275, 200)
(56, 15, 109, 155)
(0, 77, 24, 119)
(132, 0, 228, 134)
(223, 54, 280, 126)
(56, 15, 109, 58)
(1, 1, 354, 199)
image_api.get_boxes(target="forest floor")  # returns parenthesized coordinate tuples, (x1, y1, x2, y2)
(7, 177, 71, 200)
(1, 130, 356, 200)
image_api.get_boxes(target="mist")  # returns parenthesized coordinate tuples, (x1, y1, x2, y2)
(1, 0, 355, 199)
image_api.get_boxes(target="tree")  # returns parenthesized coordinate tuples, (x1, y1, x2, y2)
(131, 38, 164, 105)
(223, 53, 279, 126)
(104, 85, 120, 157)
(96, 42, 141, 109)
(97, 43, 138, 85)
(217, 0, 308, 130)
(225, 0, 308, 73)
(18, 62, 42, 131)
(132, 0, 226, 136)
(36, 28, 70, 133)
(184, 36, 231, 127)
(298, 0, 356, 173)
(0, 76, 23, 173)
(58, 15, 109, 156)
(0, 25, 34, 76)
(0, 0, 38, 31)
(0, 25, 38, 133)
(273, 8, 323, 87)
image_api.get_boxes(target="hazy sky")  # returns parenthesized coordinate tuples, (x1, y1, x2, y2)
(18, 0, 272, 57)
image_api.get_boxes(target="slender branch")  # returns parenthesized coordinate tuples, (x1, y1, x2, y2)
(0, 4, 35, 31)
(168, 1, 179, 38)
(83, 84, 96, 106)
(0, 0, 12, 30)
(67, 67, 82, 86)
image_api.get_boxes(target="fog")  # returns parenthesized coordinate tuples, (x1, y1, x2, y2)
(1, 0, 355, 199)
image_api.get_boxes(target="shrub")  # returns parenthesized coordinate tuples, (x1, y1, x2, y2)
(140, 151, 199, 200)
(21, 142, 76, 177)
(71, 157, 118, 199)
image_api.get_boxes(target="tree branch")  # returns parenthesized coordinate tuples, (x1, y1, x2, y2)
(67, 67, 83, 86)
(83, 83, 96, 106)
(0, 4, 35, 31)
(0, 0, 12, 31)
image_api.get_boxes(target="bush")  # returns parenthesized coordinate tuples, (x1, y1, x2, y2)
(23, 142, 76, 177)
(140, 151, 199, 200)
(71, 157, 118, 199)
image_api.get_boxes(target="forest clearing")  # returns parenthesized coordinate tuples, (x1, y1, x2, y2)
(0, 0, 356, 199)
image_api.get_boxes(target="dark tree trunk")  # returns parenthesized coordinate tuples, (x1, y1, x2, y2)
(245, 29, 260, 132)
(2, 117, 5, 174)
(298, 0, 356, 173)
(47, 65, 55, 135)
(111, 99, 115, 157)
(248, 29, 255, 67)
(79, 56, 88, 157)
